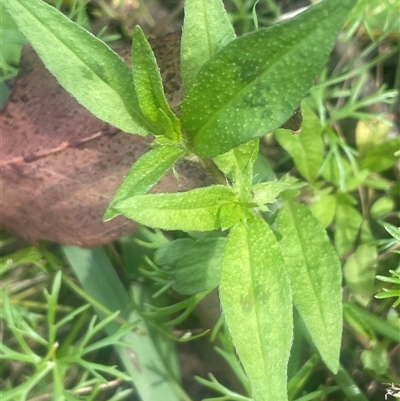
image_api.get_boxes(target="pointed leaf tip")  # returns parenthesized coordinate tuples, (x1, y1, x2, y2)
(182, 0, 357, 157)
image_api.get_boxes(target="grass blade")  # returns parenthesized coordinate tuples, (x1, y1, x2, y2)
(62, 245, 189, 401)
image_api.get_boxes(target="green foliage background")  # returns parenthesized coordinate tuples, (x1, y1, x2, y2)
(1, 0, 399, 400)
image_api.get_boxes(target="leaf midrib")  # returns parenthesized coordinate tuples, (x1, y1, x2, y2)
(191, 11, 332, 140)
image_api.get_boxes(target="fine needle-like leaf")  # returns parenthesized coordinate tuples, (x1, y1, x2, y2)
(62, 246, 188, 400)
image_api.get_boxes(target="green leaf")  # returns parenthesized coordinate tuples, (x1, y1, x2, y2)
(333, 363, 369, 401)
(219, 213, 292, 401)
(253, 152, 277, 182)
(355, 120, 390, 156)
(1, 4, 26, 75)
(62, 246, 185, 400)
(115, 185, 241, 231)
(213, 139, 259, 199)
(277, 201, 342, 373)
(360, 345, 389, 375)
(275, 103, 324, 183)
(104, 145, 185, 221)
(344, 244, 377, 307)
(155, 109, 179, 142)
(154, 238, 226, 295)
(132, 26, 181, 138)
(309, 188, 337, 227)
(181, 0, 236, 93)
(251, 175, 300, 211)
(321, 152, 354, 190)
(181, 0, 357, 157)
(370, 196, 395, 218)
(334, 201, 373, 256)
(360, 137, 400, 172)
(383, 223, 400, 243)
(344, 302, 400, 343)
(3, 0, 150, 135)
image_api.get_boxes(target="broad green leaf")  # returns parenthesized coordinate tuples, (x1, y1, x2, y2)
(132, 26, 181, 138)
(344, 244, 377, 307)
(1, 4, 25, 76)
(309, 188, 337, 227)
(355, 119, 390, 156)
(363, 175, 392, 191)
(220, 214, 292, 401)
(251, 175, 300, 211)
(360, 137, 400, 172)
(115, 185, 241, 231)
(104, 145, 185, 221)
(3, 0, 150, 135)
(253, 152, 277, 182)
(275, 103, 324, 183)
(213, 139, 259, 199)
(334, 201, 373, 256)
(181, 0, 357, 157)
(370, 196, 395, 218)
(181, 0, 236, 93)
(155, 238, 226, 295)
(155, 109, 179, 142)
(361, 345, 389, 375)
(277, 201, 342, 373)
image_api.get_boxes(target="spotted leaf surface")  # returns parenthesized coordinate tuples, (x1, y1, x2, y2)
(181, 0, 357, 157)
(132, 26, 181, 138)
(220, 214, 292, 401)
(213, 139, 259, 199)
(275, 103, 324, 183)
(181, 0, 236, 93)
(3, 0, 151, 135)
(155, 237, 226, 295)
(277, 200, 342, 373)
(104, 145, 185, 221)
(114, 185, 241, 231)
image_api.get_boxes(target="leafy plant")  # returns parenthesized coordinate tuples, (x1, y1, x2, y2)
(4, 0, 399, 400)
(375, 223, 400, 307)
(0, 270, 134, 401)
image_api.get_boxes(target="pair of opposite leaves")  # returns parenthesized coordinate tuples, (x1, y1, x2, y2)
(0, 32, 301, 247)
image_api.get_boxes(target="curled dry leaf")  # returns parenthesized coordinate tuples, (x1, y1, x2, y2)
(0, 33, 212, 247)
(0, 32, 301, 247)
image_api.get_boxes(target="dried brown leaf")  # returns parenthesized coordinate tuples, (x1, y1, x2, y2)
(0, 32, 301, 247)
(0, 33, 211, 247)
